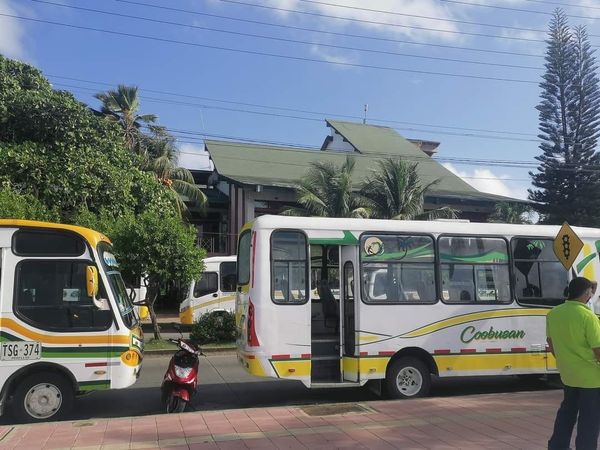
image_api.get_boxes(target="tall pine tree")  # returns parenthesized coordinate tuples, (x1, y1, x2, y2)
(530, 10, 600, 226)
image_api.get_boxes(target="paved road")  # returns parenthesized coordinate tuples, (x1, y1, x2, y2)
(0, 353, 561, 424)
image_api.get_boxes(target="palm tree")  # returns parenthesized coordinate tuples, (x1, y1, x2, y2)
(283, 156, 369, 218)
(144, 135, 207, 217)
(360, 158, 457, 220)
(95, 85, 157, 153)
(489, 202, 534, 224)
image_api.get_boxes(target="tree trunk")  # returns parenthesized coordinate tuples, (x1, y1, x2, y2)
(147, 280, 161, 340)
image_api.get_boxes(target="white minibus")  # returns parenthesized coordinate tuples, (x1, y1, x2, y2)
(235, 215, 600, 398)
(0, 220, 143, 422)
(179, 256, 237, 324)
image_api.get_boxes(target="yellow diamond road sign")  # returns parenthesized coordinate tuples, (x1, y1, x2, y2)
(553, 222, 584, 270)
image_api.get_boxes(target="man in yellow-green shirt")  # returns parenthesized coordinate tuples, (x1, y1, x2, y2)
(547, 277, 600, 450)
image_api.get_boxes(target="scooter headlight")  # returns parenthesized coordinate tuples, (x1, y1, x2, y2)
(174, 366, 193, 378)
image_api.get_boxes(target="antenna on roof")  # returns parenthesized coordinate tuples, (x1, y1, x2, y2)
(363, 104, 368, 124)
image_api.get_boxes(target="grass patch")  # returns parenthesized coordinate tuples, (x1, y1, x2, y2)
(202, 341, 236, 349)
(145, 339, 178, 351)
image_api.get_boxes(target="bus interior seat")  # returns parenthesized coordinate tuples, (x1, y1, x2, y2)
(318, 280, 339, 332)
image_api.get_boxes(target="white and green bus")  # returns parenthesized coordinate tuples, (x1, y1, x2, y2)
(0, 220, 143, 422)
(235, 215, 600, 398)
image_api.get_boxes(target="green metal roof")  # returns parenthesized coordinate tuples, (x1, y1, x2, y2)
(205, 120, 517, 202)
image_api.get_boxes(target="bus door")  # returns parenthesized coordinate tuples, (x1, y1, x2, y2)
(341, 246, 358, 382)
(310, 245, 341, 383)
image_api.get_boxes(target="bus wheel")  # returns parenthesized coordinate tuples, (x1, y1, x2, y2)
(386, 357, 431, 399)
(12, 373, 74, 423)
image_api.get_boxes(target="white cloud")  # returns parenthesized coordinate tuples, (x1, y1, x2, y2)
(177, 143, 213, 171)
(443, 163, 529, 200)
(0, 0, 27, 59)
(310, 44, 354, 65)
(264, 0, 464, 43)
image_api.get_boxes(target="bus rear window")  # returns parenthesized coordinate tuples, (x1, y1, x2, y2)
(271, 231, 308, 304)
(237, 231, 251, 285)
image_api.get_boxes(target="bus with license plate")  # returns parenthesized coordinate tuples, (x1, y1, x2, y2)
(235, 215, 600, 398)
(179, 256, 237, 325)
(0, 220, 143, 422)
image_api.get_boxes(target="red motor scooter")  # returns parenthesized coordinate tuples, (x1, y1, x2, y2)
(161, 324, 203, 413)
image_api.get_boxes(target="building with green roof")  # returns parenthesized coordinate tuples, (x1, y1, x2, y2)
(193, 120, 519, 254)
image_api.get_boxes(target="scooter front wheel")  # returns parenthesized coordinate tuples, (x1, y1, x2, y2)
(165, 394, 186, 413)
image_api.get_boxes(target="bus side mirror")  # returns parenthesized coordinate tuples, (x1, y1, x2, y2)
(86, 266, 99, 298)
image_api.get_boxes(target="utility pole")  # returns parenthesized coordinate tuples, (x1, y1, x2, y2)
(363, 104, 368, 124)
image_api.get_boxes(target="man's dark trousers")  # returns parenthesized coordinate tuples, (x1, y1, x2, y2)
(548, 385, 600, 450)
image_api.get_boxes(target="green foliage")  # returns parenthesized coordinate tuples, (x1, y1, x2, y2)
(489, 202, 534, 224)
(360, 158, 457, 220)
(0, 55, 147, 218)
(286, 156, 456, 220)
(190, 311, 236, 344)
(283, 155, 369, 218)
(530, 11, 600, 226)
(0, 185, 59, 221)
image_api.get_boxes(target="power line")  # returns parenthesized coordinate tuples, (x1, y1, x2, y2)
(437, 0, 600, 21)
(295, 0, 547, 34)
(296, 0, 600, 38)
(56, 80, 541, 143)
(522, 0, 600, 10)
(2, 13, 539, 84)
(114, 0, 543, 59)
(27, 0, 541, 71)
(49, 74, 536, 138)
(218, 0, 551, 44)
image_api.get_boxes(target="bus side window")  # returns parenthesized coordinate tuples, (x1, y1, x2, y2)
(439, 236, 510, 304)
(512, 238, 567, 307)
(194, 272, 218, 298)
(220, 262, 237, 293)
(360, 234, 435, 304)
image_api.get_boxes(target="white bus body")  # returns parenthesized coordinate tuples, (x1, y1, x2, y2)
(179, 256, 237, 324)
(236, 215, 600, 398)
(0, 220, 143, 422)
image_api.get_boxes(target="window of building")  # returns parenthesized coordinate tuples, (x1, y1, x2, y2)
(15, 260, 112, 331)
(440, 236, 511, 304)
(512, 238, 568, 306)
(194, 272, 218, 298)
(220, 262, 237, 292)
(271, 231, 308, 304)
(361, 234, 436, 304)
(13, 230, 85, 257)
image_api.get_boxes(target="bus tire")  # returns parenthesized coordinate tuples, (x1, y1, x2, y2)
(11, 372, 74, 423)
(386, 357, 431, 399)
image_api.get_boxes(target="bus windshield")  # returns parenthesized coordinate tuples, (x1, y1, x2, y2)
(98, 242, 138, 329)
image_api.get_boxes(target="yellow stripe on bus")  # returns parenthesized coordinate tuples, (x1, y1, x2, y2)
(582, 244, 595, 280)
(190, 295, 236, 313)
(434, 353, 547, 372)
(271, 360, 311, 378)
(400, 308, 549, 338)
(0, 318, 130, 345)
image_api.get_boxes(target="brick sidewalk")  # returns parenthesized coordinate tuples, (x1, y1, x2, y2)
(0, 390, 570, 450)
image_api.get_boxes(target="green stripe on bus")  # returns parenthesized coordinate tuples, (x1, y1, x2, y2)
(0, 332, 22, 342)
(309, 231, 358, 245)
(576, 253, 597, 273)
(79, 380, 111, 391)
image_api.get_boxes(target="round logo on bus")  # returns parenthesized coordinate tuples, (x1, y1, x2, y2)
(364, 237, 384, 256)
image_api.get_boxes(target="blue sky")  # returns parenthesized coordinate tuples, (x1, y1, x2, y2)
(3, 0, 600, 200)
